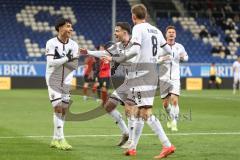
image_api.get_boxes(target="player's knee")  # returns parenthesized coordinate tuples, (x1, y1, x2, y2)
(54, 105, 62, 113)
(125, 106, 137, 117)
(172, 100, 178, 106)
(104, 100, 117, 113)
(162, 100, 169, 108)
(139, 108, 152, 121)
(171, 97, 178, 106)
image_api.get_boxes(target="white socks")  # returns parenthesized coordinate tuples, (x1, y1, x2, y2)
(109, 109, 129, 135)
(131, 118, 144, 149)
(146, 115, 171, 147)
(169, 104, 179, 121)
(53, 112, 64, 140)
(164, 104, 171, 116)
(233, 83, 237, 94)
(172, 104, 179, 121)
(127, 116, 136, 142)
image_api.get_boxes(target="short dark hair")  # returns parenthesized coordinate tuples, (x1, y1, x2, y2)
(166, 25, 176, 32)
(131, 4, 147, 20)
(116, 22, 131, 34)
(55, 18, 72, 32)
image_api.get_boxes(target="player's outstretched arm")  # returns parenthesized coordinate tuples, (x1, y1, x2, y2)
(80, 48, 109, 58)
(110, 45, 140, 63)
(161, 43, 173, 56)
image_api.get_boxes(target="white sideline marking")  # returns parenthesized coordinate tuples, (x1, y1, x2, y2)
(181, 94, 240, 101)
(0, 132, 240, 139)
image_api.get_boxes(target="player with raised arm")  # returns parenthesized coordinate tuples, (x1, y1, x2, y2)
(80, 22, 137, 147)
(233, 57, 240, 94)
(102, 4, 175, 159)
(158, 25, 189, 131)
(45, 18, 79, 150)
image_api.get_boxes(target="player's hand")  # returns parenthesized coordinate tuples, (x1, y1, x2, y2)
(66, 51, 73, 62)
(159, 55, 171, 61)
(179, 53, 185, 60)
(80, 48, 88, 55)
(101, 55, 112, 62)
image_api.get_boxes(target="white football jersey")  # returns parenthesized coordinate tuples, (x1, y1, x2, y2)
(108, 41, 136, 64)
(159, 42, 188, 80)
(131, 23, 167, 63)
(108, 41, 138, 78)
(233, 61, 240, 77)
(45, 37, 79, 86)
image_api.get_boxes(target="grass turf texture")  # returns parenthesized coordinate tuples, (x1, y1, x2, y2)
(0, 89, 240, 160)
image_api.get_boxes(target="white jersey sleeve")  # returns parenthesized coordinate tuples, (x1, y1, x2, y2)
(72, 41, 79, 58)
(178, 44, 188, 61)
(45, 40, 68, 67)
(131, 25, 142, 46)
(158, 30, 167, 47)
(233, 61, 240, 75)
(45, 40, 55, 56)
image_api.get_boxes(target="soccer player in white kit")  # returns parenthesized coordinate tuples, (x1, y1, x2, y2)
(103, 4, 176, 159)
(158, 26, 188, 132)
(80, 22, 134, 147)
(45, 18, 79, 150)
(232, 57, 240, 94)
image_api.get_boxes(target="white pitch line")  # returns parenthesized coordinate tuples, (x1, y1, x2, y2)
(0, 132, 240, 139)
(181, 94, 240, 101)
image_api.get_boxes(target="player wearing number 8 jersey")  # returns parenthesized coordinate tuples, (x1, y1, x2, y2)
(101, 4, 176, 159)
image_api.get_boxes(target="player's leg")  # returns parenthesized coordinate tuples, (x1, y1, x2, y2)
(124, 106, 142, 156)
(141, 107, 175, 159)
(105, 96, 129, 146)
(83, 75, 89, 100)
(233, 76, 237, 94)
(238, 78, 240, 93)
(100, 78, 110, 104)
(58, 94, 72, 150)
(159, 79, 172, 128)
(161, 95, 172, 129)
(92, 77, 99, 99)
(162, 96, 171, 115)
(121, 101, 138, 149)
(168, 80, 180, 131)
(97, 78, 103, 100)
(48, 86, 63, 149)
(170, 94, 179, 131)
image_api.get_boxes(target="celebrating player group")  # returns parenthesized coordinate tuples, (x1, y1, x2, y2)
(45, 3, 189, 159)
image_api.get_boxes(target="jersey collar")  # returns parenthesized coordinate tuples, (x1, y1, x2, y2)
(57, 36, 69, 44)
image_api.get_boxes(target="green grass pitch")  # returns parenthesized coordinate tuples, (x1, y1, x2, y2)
(0, 89, 240, 160)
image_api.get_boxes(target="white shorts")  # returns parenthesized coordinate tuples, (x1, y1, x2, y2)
(47, 85, 70, 108)
(111, 77, 157, 107)
(159, 79, 180, 99)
